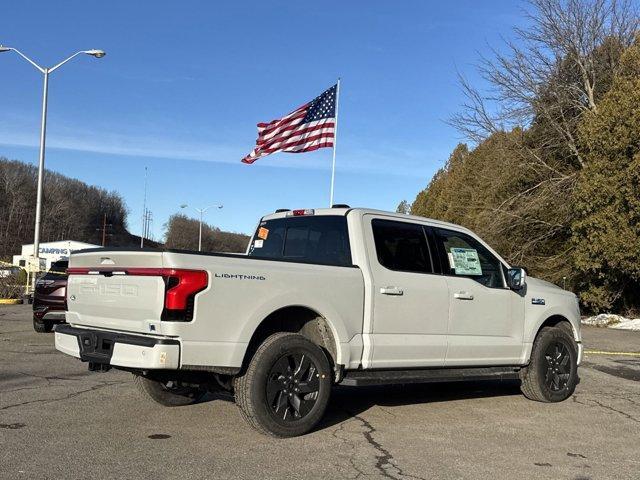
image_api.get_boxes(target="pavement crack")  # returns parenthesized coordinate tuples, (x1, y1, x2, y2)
(589, 399, 640, 424)
(3, 385, 51, 394)
(572, 394, 640, 424)
(331, 419, 367, 479)
(15, 371, 90, 382)
(351, 414, 427, 480)
(0, 380, 127, 411)
(377, 406, 397, 418)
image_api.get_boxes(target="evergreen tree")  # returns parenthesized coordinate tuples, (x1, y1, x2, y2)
(572, 41, 640, 312)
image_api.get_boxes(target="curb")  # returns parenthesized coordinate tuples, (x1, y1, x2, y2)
(0, 298, 23, 305)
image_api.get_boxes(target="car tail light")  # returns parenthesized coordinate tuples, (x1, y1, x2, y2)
(66, 267, 208, 321)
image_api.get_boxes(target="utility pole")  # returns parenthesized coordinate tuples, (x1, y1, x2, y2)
(140, 167, 148, 248)
(96, 213, 112, 247)
(102, 213, 107, 246)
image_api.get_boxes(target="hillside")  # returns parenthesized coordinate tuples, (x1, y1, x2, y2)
(0, 158, 144, 259)
(164, 214, 250, 253)
(0, 158, 248, 261)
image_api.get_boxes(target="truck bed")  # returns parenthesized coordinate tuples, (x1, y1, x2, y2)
(64, 248, 365, 370)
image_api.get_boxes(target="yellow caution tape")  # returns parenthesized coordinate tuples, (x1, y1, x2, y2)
(584, 349, 640, 357)
(0, 259, 67, 275)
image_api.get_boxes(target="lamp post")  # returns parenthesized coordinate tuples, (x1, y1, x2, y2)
(0, 46, 105, 288)
(180, 204, 223, 252)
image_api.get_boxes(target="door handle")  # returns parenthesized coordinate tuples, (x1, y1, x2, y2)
(380, 286, 404, 296)
(454, 291, 474, 300)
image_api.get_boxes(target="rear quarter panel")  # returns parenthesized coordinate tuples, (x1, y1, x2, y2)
(160, 252, 365, 369)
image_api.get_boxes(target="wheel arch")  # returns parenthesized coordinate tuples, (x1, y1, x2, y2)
(239, 305, 342, 374)
(534, 314, 579, 341)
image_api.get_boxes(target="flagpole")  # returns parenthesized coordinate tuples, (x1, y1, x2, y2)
(329, 78, 340, 207)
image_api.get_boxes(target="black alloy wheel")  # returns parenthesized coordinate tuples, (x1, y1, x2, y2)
(544, 341, 571, 392)
(234, 332, 332, 437)
(266, 353, 320, 421)
(520, 325, 578, 402)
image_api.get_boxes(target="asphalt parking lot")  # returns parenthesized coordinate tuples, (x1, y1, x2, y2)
(1, 304, 639, 480)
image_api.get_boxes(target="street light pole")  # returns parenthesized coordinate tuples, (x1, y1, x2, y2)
(181, 204, 223, 252)
(0, 46, 105, 288)
(198, 209, 204, 252)
(33, 68, 49, 263)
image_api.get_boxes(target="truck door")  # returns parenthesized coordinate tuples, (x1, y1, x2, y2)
(431, 227, 524, 366)
(364, 216, 449, 368)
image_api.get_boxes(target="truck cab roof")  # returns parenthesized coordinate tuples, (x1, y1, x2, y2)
(261, 207, 470, 233)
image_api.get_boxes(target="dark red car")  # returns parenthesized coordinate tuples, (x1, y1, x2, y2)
(33, 260, 68, 333)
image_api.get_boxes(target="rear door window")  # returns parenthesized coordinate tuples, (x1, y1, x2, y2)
(371, 219, 434, 274)
(248, 215, 351, 266)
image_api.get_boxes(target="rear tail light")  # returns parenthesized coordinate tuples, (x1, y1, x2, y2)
(66, 267, 208, 322)
(162, 269, 208, 321)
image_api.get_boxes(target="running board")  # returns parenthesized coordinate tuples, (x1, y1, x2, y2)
(340, 366, 521, 387)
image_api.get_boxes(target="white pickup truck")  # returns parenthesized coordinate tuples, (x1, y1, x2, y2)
(55, 207, 582, 437)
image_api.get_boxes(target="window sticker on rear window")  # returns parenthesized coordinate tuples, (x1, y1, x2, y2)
(450, 248, 482, 276)
(257, 227, 269, 240)
(253, 239, 264, 248)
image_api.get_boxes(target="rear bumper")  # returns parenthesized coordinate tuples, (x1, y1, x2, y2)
(54, 324, 180, 369)
(33, 306, 66, 321)
(33, 299, 67, 321)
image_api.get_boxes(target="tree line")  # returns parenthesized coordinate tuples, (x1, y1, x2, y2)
(408, 0, 640, 314)
(0, 158, 130, 259)
(164, 214, 250, 253)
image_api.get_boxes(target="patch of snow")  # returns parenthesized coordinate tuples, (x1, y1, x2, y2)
(582, 314, 640, 331)
(610, 318, 640, 331)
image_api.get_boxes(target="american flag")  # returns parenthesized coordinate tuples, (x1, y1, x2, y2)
(241, 84, 337, 164)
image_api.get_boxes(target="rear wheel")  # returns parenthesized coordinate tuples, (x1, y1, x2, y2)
(33, 317, 53, 333)
(134, 375, 206, 407)
(520, 326, 578, 402)
(234, 332, 332, 437)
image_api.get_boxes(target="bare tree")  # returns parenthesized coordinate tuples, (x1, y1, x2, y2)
(0, 158, 132, 259)
(450, 0, 638, 167)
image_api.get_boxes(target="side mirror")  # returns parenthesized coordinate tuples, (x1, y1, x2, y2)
(507, 267, 526, 290)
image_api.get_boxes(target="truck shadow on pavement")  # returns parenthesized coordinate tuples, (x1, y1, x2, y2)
(318, 380, 522, 431)
(206, 379, 522, 434)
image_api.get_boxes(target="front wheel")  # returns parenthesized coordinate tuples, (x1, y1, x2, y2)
(234, 332, 332, 437)
(520, 326, 578, 402)
(134, 375, 206, 407)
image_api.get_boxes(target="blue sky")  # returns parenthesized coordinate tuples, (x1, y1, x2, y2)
(0, 1, 526, 238)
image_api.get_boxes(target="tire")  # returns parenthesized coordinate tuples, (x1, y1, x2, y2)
(520, 326, 578, 402)
(33, 317, 53, 333)
(234, 332, 332, 437)
(134, 375, 205, 407)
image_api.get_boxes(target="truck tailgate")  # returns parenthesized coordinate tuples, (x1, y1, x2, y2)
(66, 251, 166, 334)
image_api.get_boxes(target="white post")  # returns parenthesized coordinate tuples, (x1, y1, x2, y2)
(329, 78, 340, 207)
(31, 69, 49, 288)
(198, 210, 203, 252)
